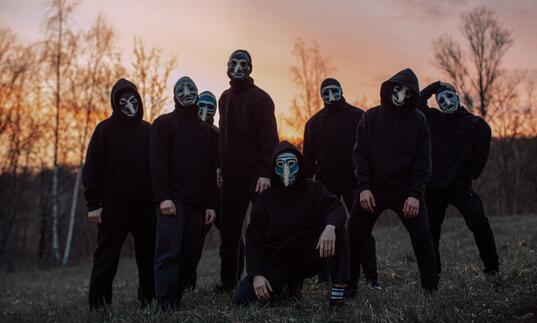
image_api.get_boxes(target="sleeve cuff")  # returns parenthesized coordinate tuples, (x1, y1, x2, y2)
(87, 201, 102, 212)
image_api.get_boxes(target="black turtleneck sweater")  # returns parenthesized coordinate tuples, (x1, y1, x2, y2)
(218, 77, 279, 178)
(83, 79, 153, 211)
(246, 141, 346, 276)
(353, 68, 431, 199)
(303, 99, 364, 192)
(149, 104, 218, 209)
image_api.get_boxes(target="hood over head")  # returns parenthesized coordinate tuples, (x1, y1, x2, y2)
(380, 68, 420, 111)
(270, 141, 306, 189)
(110, 78, 143, 122)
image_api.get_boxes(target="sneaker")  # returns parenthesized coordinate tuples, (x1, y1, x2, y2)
(368, 279, 382, 290)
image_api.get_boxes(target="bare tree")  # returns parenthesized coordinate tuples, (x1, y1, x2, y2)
(283, 38, 334, 139)
(432, 6, 513, 117)
(131, 38, 176, 122)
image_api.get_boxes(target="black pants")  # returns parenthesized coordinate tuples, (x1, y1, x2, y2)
(426, 182, 499, 274)
(348, 188, 438, 290)
(154, 200, 203, 309)
(220, 176, 258, 289)
(88, 202, 156, 309)
(233, 228, 350, 304)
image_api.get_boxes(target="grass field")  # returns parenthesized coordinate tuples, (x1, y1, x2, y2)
(1, 215, 536, 322)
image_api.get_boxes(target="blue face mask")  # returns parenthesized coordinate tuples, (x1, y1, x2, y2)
(275, 152, 299, 187)
(436, 89, 460, 114)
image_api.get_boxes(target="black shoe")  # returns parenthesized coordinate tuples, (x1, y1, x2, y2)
(368, 279, 382, 290)
(344, 287, 357, 299)
(485, 270, 501, 288)
(329, 298, 345, 309)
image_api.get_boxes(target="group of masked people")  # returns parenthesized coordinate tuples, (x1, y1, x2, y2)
(83, 49, 500, 311)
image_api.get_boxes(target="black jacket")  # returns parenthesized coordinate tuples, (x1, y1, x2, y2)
(304, 99, 364, 192)
(246, 141, 346, 276)
(218, 77, 279, 178)
(353, 68, 431, 199)
(83, 79, 153, 211)
(419, 83, 492, 189)
(149, 103, 218, 209)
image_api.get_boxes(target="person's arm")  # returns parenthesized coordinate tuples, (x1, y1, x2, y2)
(207, 128, 219, 211)
(353, 113, 371, 193)
(149, 119, 172, 204)
(467, 118, 492, 179)
(303, 120, 316, 179)
(82, 124, 103, 212)
(419, 81, 441, 114)
(257, 94, 279, 178)
(409, 118, 432, 199)
(245, 198, 268, 277)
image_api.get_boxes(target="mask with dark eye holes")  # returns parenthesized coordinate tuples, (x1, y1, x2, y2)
(275, 152, 299, 187)
(227, 51, 251, 80)
(118, 91, 139, 117)
(198, 91, 217, 122)
(174, 76, 198, 106)
(321, 84, 343, 105)
(392, 84, 412, 107)
(436, 89, 460, 114)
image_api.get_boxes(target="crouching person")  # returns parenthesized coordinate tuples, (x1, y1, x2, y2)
(233, 141, 349, 307)
(150, 76, 218, 310)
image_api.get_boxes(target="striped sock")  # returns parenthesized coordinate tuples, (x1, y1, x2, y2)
(331, 287, 345, 301)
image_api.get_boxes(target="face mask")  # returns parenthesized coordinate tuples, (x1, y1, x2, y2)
(275, 152, 299, 187)
(321, 85, 343, 104)
(436, 90, 460, 114)
(392, 85, 412, 107)
(174, 77, 198, 106)
(227, 51, 251, 80)
(118, 91, 139, 117)
(198, 100, 216, 122)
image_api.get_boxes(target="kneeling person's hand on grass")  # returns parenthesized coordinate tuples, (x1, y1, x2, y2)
(316, 224, 336, 258)
(253, 275, 273, 301)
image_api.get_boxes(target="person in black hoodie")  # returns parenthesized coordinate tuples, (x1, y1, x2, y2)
(303, 78, 380, 289)
(233, 141, 349, 307)
(218, 49, 279, 290)
(150, 76, 218, 310)
(84, 78, 155, 310)
(419, 81, 499, 276)
(348, 68, 438, 295)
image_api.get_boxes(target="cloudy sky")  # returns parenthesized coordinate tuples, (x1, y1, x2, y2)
(1, 0, 536, 135)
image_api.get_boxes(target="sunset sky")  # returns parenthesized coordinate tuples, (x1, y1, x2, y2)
(2, 0, 536, 136)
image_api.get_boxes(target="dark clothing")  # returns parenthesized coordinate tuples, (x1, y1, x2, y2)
(83, 79, 153, 212)
(149, 106, 218, 208)
(88, 202, 156, 309)
(154, 200, 203, 309)
(348, 188, 438, 290)
(353, 68, 431, 199)
(218, 77, 279, 178)
(426, 182, 499, 273)
(303, 99, 364, 192)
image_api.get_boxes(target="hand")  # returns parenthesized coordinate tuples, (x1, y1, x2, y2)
(160, 200, 176, 216)
(204, 209, 216, 225)
(403, 197, 420, 218)
(359, 190, 376, 213)
(420, 81, 442, 100)
(253, 275, 273, 301)
(255, 177, 271, 193)
(316, 225, 336, 258)
(216, 168, 223, 189)
(88, 208, 102, 224)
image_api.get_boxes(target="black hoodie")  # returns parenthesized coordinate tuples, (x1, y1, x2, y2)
(218, 76, 279, 178)
(149, 100, 218, 209)
(304, 98, 364, 192)
(245, 141, 346, 276)
(83, 78, 153, 211)
(419, 82, 492, 189)
(353, 68, 431, 199)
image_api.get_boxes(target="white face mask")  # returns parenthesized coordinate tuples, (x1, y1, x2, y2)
(118, 92, 139, 117)
(436, 90, 460, 114)
(392, 85, 412, 107)
(321, 85, 343, 104)
(175, 77, 198, 106)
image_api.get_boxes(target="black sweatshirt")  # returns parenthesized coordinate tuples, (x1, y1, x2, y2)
(218, 77, 279, 178)
(83, 79, 153, 211)
(419, 82, 492, 189)
(246, 141, 346, 276)
(149, 103, 218, 209)
(304, 99, 364, 192)
(353, 68, 431, 199)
